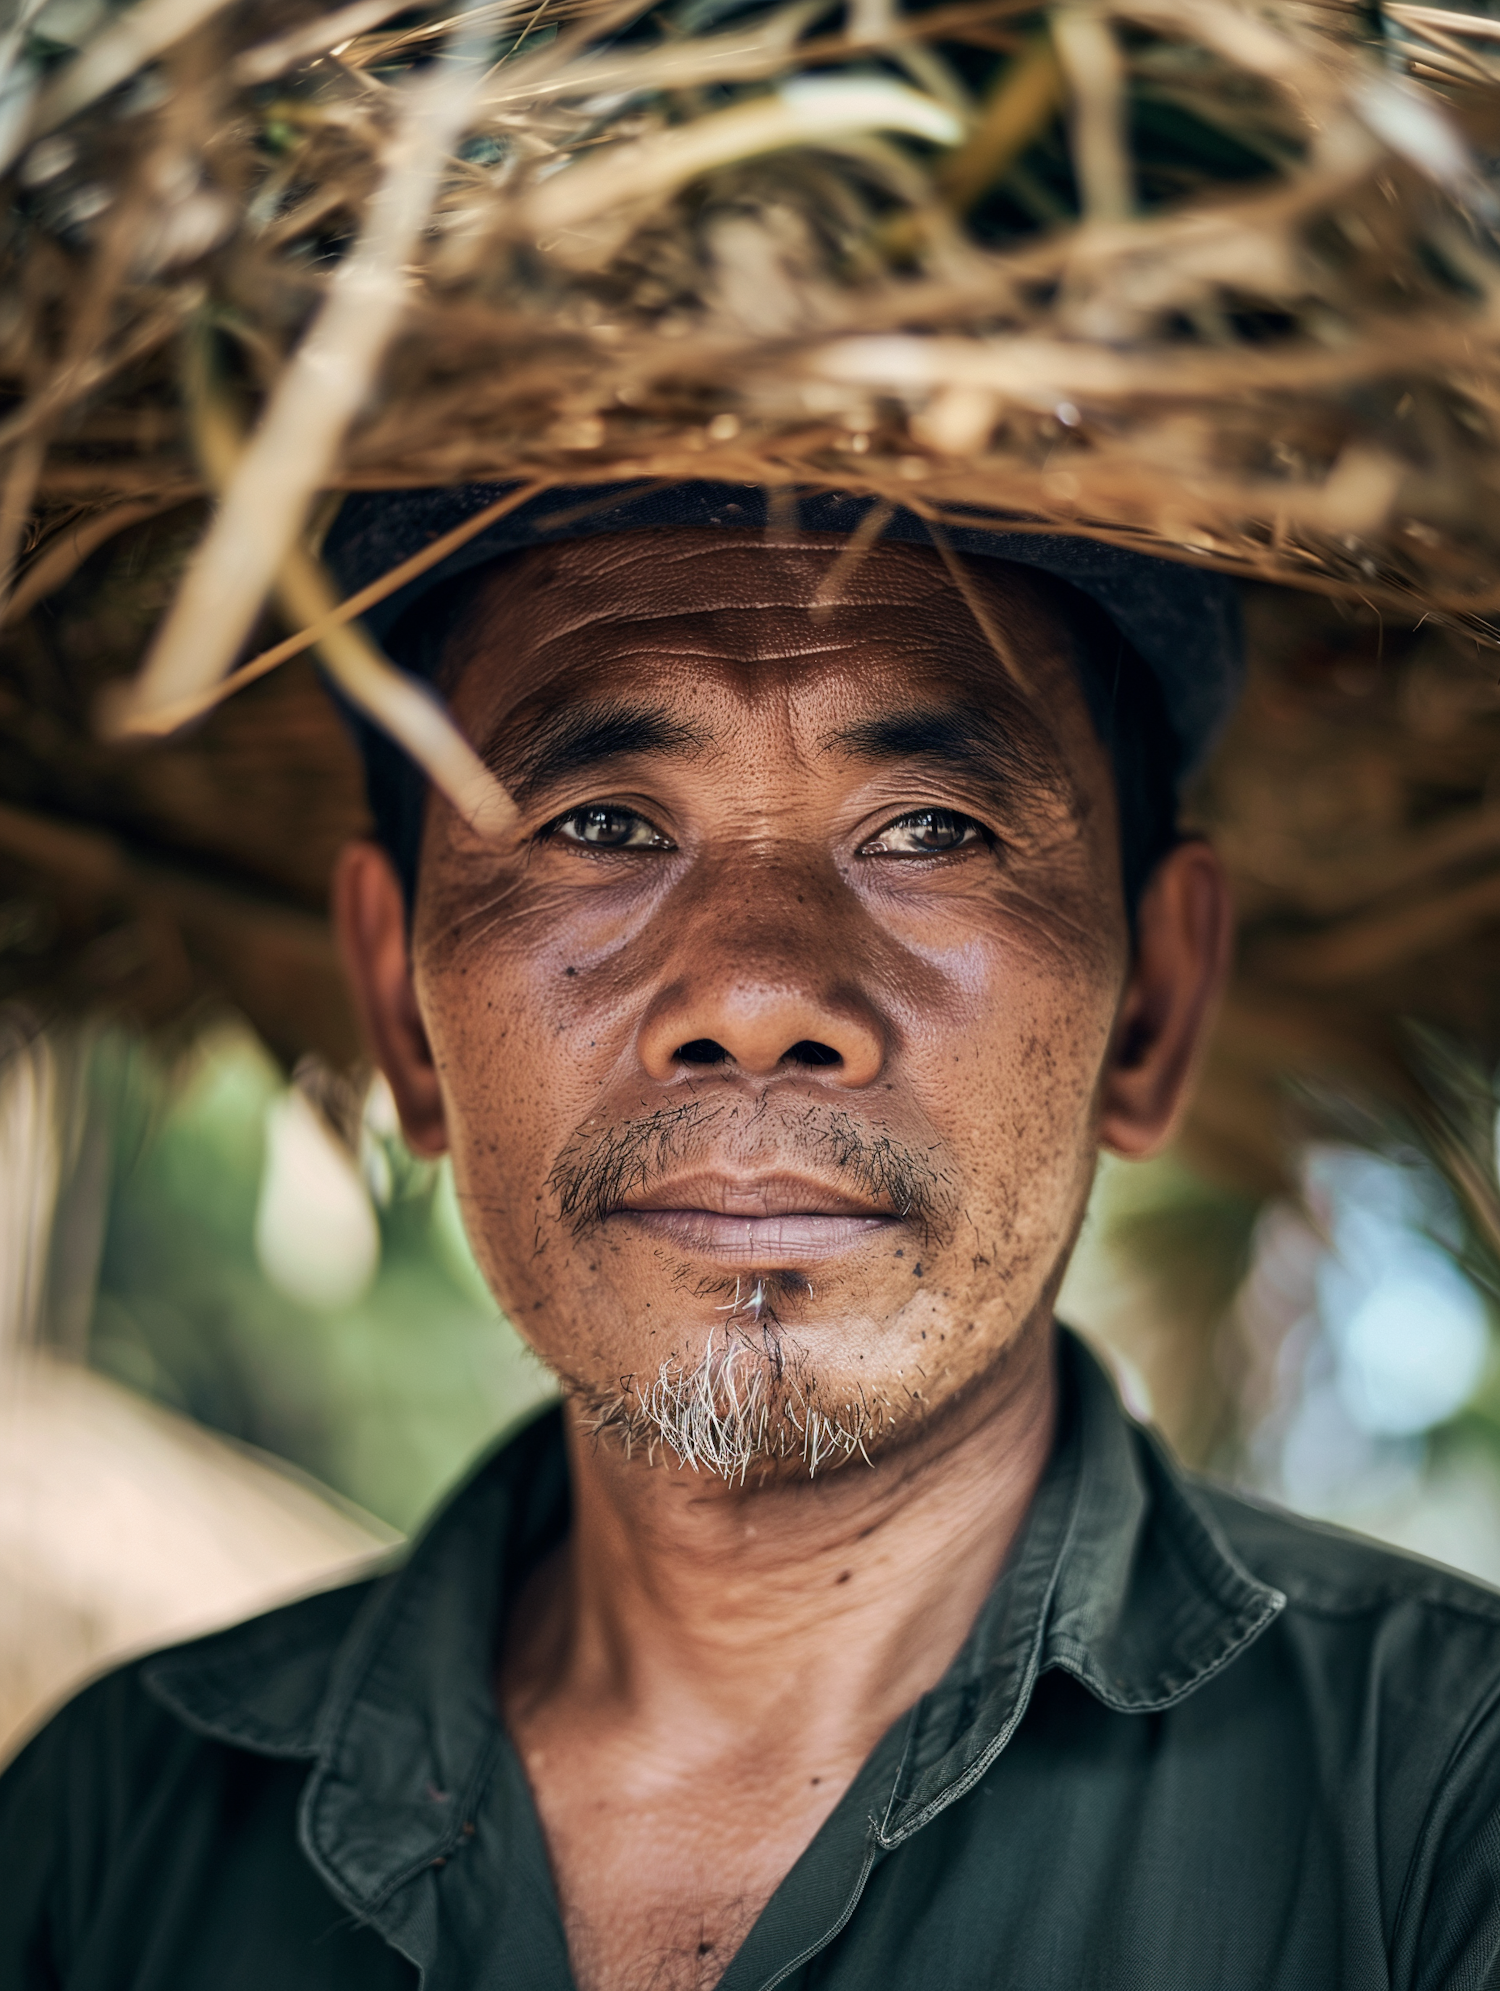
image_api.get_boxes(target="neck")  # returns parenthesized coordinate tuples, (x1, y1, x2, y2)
(501, 1315, 1059, 1759)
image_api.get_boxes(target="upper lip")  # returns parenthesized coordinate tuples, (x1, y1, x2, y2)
(617, 1170, 894, 1220)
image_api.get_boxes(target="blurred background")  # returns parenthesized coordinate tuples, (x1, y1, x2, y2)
(4, 504, 1500, 1761)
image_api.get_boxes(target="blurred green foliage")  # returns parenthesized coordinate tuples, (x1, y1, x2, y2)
(78, 1021, 555, 1533)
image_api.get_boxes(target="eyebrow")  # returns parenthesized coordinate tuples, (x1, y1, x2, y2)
(483, 700, 709, 801)
(829, 705, 1062, 798)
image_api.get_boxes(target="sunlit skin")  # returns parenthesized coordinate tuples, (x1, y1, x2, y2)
(334, 529, 1232, 1991)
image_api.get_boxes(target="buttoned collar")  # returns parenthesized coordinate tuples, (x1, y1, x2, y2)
(145, 1330, 1283, 1974)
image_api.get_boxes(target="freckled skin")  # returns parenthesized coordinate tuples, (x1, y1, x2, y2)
(334, 530, 1232, 1991)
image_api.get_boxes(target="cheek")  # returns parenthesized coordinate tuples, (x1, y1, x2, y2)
(890, 929, 1119, 1252)
(412, 915, 664, 1297)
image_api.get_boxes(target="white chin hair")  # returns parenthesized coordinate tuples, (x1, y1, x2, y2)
(578, 1315, 885, 1483)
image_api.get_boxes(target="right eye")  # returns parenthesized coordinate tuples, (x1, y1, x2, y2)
(549, 805, 674, 851)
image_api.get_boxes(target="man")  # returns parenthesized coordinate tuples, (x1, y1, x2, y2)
(4, 483, 1499, 1991)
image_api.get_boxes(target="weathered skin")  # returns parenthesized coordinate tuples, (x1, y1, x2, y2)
(334, 529, 1231, 1991)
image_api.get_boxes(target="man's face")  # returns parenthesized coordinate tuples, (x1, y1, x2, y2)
(405, 530, 1132, 1475)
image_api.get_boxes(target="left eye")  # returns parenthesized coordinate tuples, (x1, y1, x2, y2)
(860, 808, 984, 856)
(550, 805, 673, 850)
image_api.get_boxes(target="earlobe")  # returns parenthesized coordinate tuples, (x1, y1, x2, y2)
(332, 842, 450, 1158)
(1097, 841, 1233, 1161)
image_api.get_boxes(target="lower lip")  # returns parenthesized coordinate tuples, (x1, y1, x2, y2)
(616, 1210, 896, 1264)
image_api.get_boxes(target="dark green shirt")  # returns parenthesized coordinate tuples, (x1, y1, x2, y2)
(6, 1331, 1500, 1991)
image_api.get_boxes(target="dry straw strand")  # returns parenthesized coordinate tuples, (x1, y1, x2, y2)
(152, 322, 520, 840)
(113, 0, 502, 734)
(4, 0, 1500, 763)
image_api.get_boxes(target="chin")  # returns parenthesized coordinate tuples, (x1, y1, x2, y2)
(551, 1279, 979, 1483)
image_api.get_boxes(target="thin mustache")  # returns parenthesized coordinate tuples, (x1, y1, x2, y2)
(546, 1094, 952, 1242)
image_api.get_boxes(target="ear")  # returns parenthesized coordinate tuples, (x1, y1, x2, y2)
(332, 841, 449, 1158)
(1098, 840, 1233, 1160)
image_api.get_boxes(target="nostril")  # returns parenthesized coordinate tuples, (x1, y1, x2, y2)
(675, 1038, 730, 1066)
(784, 1040, 842, 1069)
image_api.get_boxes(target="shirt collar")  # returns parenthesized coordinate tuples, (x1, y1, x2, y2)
(875, 1331, 1284, 1844)
(144, 1331, 1283, 1931)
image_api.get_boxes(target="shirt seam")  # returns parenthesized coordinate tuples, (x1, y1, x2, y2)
(364, 1726, 505, 1913)
(875, 1448, 1083, 1848)
(876, 1707, 922, 1842)
(1264, 1587, 1500, 1625)
(1388, 1661, 1500, 1973)
(137, 1684, 323, 1761)
(297, 1565, 491, 1912)
(1044, 1579, 1285, 1714)
(1143, 1429, 1286, 1621)
(1195, 1485, 1500, 1624)
(877, 1601, 1053, 1844)
(748, 1829, 882, 1991)
(306, 1567, 422, 1764)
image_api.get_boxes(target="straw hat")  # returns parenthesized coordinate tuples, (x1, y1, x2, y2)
(2, 0, 1498, 1256)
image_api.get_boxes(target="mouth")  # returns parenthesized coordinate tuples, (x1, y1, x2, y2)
(613, 1171, 900, 1266)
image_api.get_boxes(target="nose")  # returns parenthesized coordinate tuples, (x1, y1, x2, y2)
(636, 932, 887, 1087)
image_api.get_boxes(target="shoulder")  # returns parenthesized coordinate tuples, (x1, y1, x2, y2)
(7, 1571, 383, 1781)
(1188, 1475, 1500, 1786)
(1193, 1475, 1500, 1629)
(0, 1575, 385, 1987)
(0, 1576, 382, 1887)
(1175, 1477, 1500, 1990)
(142, 1569, 388, 1751)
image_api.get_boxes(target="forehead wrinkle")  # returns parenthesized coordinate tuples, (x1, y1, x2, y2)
(466, 533, 984, 650)
(541, 527, 953, 595)
(577, 617, 882, 658)
(457, 619, 958, 728)
(493, 602, 965, 676)
(448, 536, 1074, 725)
